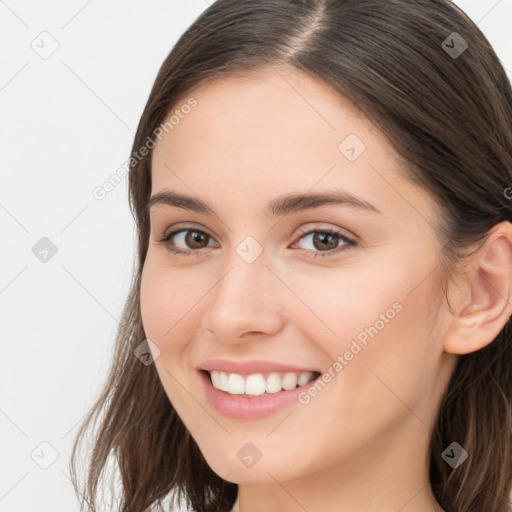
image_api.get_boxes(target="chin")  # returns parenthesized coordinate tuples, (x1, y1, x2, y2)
(200, 446, 300, 484)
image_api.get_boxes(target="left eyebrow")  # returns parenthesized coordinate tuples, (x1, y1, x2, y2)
(266, 190, 381, 216)
(145, 189, 382, 217)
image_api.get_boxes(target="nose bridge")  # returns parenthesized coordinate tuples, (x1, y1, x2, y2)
(201, 246, 283, 340)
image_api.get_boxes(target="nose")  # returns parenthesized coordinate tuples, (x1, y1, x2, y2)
(200, 252, 285, 343)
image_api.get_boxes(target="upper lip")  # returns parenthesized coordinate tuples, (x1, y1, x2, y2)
(198, 359, 320, 375)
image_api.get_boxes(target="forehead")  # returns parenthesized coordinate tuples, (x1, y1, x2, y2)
(153, 66, 378, 171)
(150, 66, 436, 227)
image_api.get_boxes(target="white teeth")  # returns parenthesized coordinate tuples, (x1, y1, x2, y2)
(210, 370, 229, 392)
(245, 374, 266, 395)
(282, 372, 298, 390)
(208, 370, 317, 396)
(266, 372, 282, 394)
(298, 371, 313, 386)
(227, 373, 245, 394)
(218, 371, 229, 391)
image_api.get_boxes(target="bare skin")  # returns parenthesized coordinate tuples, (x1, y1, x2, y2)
(140, 65, 512, 512)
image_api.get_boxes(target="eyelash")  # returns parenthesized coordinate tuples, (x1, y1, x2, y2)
(156, 225, 356, 259)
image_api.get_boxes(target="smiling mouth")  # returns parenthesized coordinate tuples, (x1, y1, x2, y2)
(201, 369, 321, 397)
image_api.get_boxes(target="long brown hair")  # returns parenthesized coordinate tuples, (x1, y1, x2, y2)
(70, 1, 512, 511)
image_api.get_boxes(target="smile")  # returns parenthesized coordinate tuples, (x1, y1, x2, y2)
(206, 370, 320, 397)
(198, 368, 323, 420)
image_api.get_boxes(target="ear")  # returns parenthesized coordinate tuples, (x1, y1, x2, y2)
(443, 221, 512, 355)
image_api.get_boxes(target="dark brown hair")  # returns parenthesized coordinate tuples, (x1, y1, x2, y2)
(70, 1, 512, 511)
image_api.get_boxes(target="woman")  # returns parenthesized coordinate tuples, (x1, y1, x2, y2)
(70, 1, 512, 511)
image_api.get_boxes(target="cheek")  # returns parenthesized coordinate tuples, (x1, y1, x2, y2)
(289, 252, 441, 410)
(139, 257, 201, 410)
(140, 255, 191, 338)
(281, 260, 403, 353)
(306, 249, 440, 359)
(140, 254, 215, 370)
(140, 259, 168, 341)
(327, 263, 442, 422)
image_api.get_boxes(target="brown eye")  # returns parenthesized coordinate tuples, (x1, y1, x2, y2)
(292, 228, 356, 259)
(156, 228, 216, 256)
(156, 225, 356, 259)
(311, 232, 340, 251)
(184, 230, 210, 249)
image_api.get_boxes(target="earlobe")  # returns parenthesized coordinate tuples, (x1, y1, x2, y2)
(443, 222, 512, 355)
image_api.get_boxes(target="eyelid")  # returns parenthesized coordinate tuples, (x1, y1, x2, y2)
(294, 223, 356, 241)
(290, 226, 356, 257)
(157, 221, 215, 240)
(157, 221, 355, 241)
(156, 222, 357, 258)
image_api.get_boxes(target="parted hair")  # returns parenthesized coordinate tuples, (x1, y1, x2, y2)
(70, 1, 512, 511)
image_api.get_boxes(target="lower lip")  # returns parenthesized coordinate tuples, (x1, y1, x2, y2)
(198, 370, 319, 420)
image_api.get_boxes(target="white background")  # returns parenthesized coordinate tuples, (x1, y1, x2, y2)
(1, 1, 511, 510)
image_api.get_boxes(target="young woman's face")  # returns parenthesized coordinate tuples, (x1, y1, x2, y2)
(141, 66, 457, 493)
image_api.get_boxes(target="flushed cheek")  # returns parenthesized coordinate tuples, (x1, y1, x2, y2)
(139, 262, 216, 400)
(288, 273, 437, 425)
(140, 261, 205, 350)
(283, 267, 401, 353)
(139, 270, 203, 417)
(286, 319, 432, 471)
(333, 291, 441, 433)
